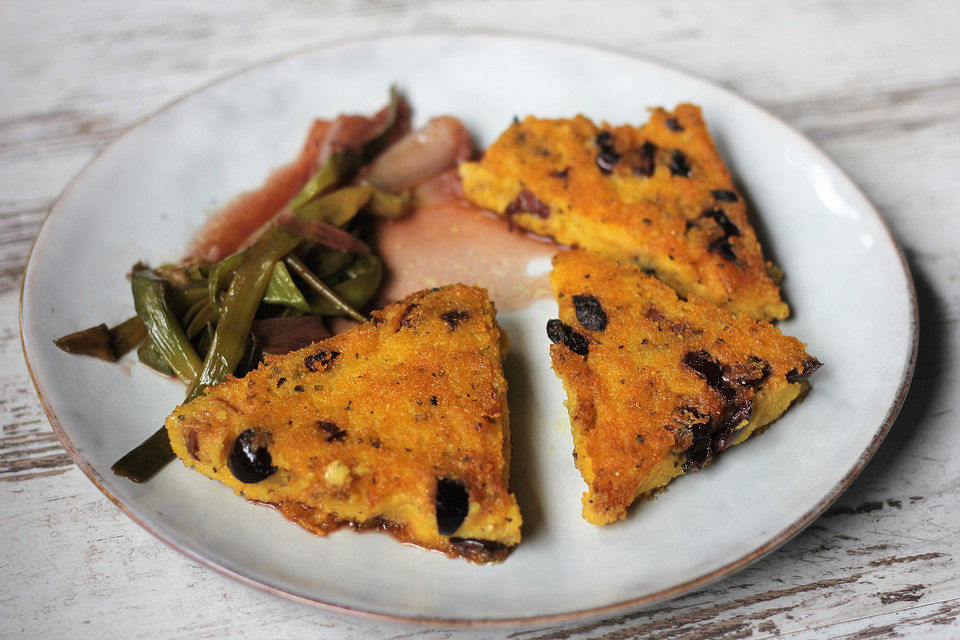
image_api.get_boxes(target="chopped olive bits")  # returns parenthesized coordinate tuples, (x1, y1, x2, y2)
(459, 104, 790, 321)
(165, 285, 521, 563)
(548, 251, 820, 525)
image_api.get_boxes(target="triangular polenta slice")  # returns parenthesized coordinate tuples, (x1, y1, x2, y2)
(459, 105, 789, 321)
(166, 285, 521, 563)
(547, 251, 820, 525)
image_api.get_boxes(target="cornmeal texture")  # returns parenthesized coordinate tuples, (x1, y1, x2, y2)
(459, 105, 789, 321)
(548, 251, 820, 525)
(166, 284, 521, 563)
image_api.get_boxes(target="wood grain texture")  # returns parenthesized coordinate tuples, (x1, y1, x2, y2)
(2, 0, 960, 638)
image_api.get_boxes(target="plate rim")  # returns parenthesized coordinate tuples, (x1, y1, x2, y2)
(19, 29, 919, 627)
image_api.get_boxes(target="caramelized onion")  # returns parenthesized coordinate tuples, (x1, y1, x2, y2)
(366, 117, 473, 193)
(318, 98, 412, 166)
(251, 316, 331, 355)
(318, 115, 378, 166)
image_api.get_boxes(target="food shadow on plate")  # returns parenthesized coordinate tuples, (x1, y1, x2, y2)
(503, 346, 546, 543)
(769, 250, 928, 542)
(712, 131, 793, 315)
(733, 180, 794, 314)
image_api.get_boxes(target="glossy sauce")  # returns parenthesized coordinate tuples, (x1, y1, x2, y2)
(184, 120, 332, 264)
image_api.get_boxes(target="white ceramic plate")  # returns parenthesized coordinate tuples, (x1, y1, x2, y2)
(21, 34, 916, 625)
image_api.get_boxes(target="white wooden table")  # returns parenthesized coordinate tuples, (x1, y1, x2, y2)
(3, 1, 959, 637)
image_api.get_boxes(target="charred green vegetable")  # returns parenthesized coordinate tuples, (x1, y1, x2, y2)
(188, 227, 300, 396)
(131, 265, 203, 384)
(285, 254, 370, 322)
(54, 316, 147, 362)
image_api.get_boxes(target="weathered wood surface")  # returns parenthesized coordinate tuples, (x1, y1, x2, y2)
(2, 1, 959, 637)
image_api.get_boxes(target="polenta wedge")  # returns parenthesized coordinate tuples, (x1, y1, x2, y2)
(166, 285, 521, 563)
(460, 105, 789, 321)
(547, 251, 819, 525)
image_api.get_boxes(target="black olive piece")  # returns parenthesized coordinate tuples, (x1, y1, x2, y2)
(227, 429, 276, 483)
(572, 294, 608, 331)
(712, 189, 739, 202)
(682, 350, 735, 401)
(701, 208, 741, 238)
(713, 401, 754, 453)
(665, 117, 684, 132)
(564, 332, 589, 357)
(546, 319, 567, 343)
(440, 309, 470, 330)
(546, 319, 589, 356)
(786, 358, 823, 383)
(594, 131, 621, 174)
(681, 401, 753, 472)
(596, 151, 620, 174)
(668, 150, 691, 177)
(672, 404, 713, 471)
(436, 478, 470, 535)
(633, 141, 657, 177)
(681, 419, 714, 472)
(682, 350, 724, 391)
(708, 237, 740, 263)
(722, 357, 772, 389)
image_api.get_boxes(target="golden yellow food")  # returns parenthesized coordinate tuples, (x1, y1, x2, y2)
(547, 250, 820, 525)
(460, 105, 789, 321)
(165, 284, 521, 563)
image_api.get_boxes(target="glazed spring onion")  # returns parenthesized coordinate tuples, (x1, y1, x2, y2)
(53, 315, 146, 362)
(55, 88, 410, 482)
(131, 265, 204, 384)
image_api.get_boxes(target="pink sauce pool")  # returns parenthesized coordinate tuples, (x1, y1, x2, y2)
(184, 120, 333, 264)
(374, 170, 557, 313)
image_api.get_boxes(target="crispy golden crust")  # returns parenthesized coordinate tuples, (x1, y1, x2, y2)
(548, 251, 819, 525)
(459, 105, 789, 321)
(165, 285, 521, 563)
